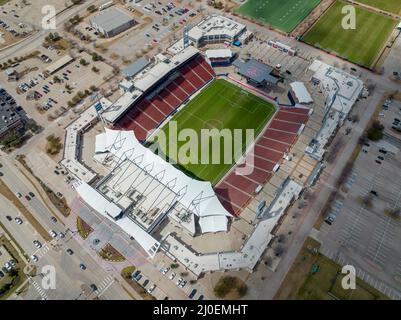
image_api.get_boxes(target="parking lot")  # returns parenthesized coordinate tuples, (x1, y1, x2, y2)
(318, 140, 401, 300)
(10, 51, 113, 119)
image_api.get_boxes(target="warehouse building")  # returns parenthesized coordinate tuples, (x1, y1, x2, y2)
(90, 7, 136, 38)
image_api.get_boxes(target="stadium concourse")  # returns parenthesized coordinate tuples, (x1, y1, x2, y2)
(216, 106, 309, 216)
(114, 55, 216, 141)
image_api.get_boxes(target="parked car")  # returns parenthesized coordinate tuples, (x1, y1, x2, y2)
(147, 284, 156, 293)
(51, 216, 57, 223)
(90, 284, 98, 291)
(188, 289, 197, 299)
(169, 272, 176, 280)
(6, 215, 12, 221)
(160, 267, 169, 274)
(33, 240, 42, 248)
(66, 248, 74, 255)
(79, 263, 86, 270)
(28, 192, 35, 198)
(131, 270, 141, 279)
(179, 279, 187, 288)
(15, 217, 23, 224)
(31, 255, 39, 263)
(49, 230, 57, 238)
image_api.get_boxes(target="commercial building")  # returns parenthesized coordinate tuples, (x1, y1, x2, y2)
(188, 15, 248, 47)
(0, 88, 24, 140)
(305, 60, 364, 160)
(90, 7, 136, 38)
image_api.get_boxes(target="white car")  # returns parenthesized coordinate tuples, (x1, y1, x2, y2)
(179, 279, 187, 288)
(169, 272, 176, 280)
(33, 240, 42, 248)
(49, 230, 57, 238)
(31, 255, 39, 263)
(176, 277, 183, 286)
(160, 267, 170, 274)
(15, 217, 23, 224)
(16, 192, 22, 198)
(147, 284, 156, 294)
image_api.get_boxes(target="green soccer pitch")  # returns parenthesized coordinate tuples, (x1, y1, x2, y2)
(235, 0, 322, 33)
(155, 79, 276, 185)
(355, 0, 401, 14)
(302, 0, 397, 68)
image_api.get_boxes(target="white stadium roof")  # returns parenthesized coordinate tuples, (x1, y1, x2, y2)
(94, 128, 232, 233)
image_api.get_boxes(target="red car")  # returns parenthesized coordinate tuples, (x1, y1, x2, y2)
(25, 195, 31, 201)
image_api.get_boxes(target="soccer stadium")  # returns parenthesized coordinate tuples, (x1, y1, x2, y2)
(67, 38, 309, 272)
(98, 45, 308, 217)
(302, 0, 398, 68)
(236, 0, 322, 33)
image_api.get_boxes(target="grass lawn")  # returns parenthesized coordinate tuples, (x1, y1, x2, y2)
(355, 0, 401, 14)
(275, 237, 389, 300)
(236, 0, 322, 33)
(302, 0, 397, 67)
(155, 79, 275, 185)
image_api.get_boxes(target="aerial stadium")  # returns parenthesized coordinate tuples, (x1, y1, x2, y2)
(64, 16, 310, 275)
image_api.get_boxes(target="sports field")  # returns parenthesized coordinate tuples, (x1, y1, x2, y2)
(236, 0, 322, 33)
(303, 0, 397, 67)
(356, 0, 401, 14)
(157, 79, 275, 185)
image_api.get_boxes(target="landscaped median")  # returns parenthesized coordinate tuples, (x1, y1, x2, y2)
(76, 216, 93, 239)
(98, 243, 125, 262)
(120, 266, 155, 300)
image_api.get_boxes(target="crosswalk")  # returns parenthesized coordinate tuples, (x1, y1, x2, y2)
(28, 278, 49, 300)
(94, 275, 115, 296)
(33, 244, 50, 259)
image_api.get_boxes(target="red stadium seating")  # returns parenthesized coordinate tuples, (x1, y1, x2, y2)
(116, 54, 216, 140)
(214, 107, 309, 216)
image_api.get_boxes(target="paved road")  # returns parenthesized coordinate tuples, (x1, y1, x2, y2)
(0, 154, 132, 300)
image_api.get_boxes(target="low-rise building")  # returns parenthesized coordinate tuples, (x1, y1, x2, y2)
(90, 7, 136, 38)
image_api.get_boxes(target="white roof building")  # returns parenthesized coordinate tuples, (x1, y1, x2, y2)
(162, 178, 303, 276)
(93, 128, 232, 234)
(306, 60, 364, 160)
(61, 98, 112, 183)
(205, 49, 233, 60)
(290, 81, 313, 104)
(188, 15, 246, 47)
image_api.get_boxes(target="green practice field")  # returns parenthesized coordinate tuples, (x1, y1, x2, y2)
(236, 0, 322, 33)
(355, 0, 401, 14)
(302, 0, 397, 67)
(156, 79, 275, 185)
